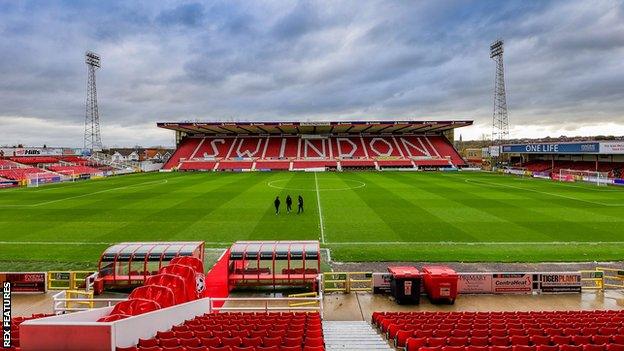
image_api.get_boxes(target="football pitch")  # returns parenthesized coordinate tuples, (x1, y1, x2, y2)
(1, 171, 623, 271)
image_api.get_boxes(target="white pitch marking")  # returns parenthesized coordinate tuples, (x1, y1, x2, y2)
(464, 178, 624, 207)
(267, 179, 365, 192)
(324, 241, 624, 245)
(0, 179, 169, 207)
(0, 241, 234, 246)
(314, 172, 326, 244)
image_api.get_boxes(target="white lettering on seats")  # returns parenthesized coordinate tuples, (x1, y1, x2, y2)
(203, 139, 225, 158)
(400, 137, 429, 157)
(236, 138, 263, 157)
(336, 138, 357, 158)
(369, 138, 394, 157)
(304, 139, 326, 158)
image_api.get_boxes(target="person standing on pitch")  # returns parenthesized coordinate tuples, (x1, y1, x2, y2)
(274, 196, 281, 215)
(297, 195, 304, 214)
(286, 195, 293, 214)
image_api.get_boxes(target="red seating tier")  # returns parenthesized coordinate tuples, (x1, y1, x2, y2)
(255, 161, 291, 170)
(47, 165, 101, 175)
(10, 156, 59, 164)
(118, 312, 324, 351)
(0, 167, 57, 181)
(164, 135, 464, 170)
(180, 161, 217, 171)
(372, 310, 624, 350)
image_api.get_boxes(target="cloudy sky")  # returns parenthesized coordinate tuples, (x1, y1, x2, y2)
(1, 0, 623, 147)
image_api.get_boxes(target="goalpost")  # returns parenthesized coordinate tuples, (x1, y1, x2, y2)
(558, 169, 609, 186)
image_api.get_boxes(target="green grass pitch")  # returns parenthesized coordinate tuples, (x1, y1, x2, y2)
(1, 171, 623, 271)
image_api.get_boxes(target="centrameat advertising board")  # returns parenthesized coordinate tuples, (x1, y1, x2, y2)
(491, 273, 533, 294)
(458, 273, 493, 294)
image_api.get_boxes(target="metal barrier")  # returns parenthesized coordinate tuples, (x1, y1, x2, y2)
(596, 267, 624, 289)
(47, 271, 95, 291)
(580, 270, 603, 290)
(323, 272, 372, 293)
(209, 296, 323, 319)
(52, 290, 126, 314)
(287, 292, 319, 307)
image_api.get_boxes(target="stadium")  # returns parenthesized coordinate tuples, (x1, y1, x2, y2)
(2, 2, 624, 351)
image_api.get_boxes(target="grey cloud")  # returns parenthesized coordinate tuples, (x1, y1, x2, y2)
(156, 2, 205, 27)
(1, 0, 624, 148)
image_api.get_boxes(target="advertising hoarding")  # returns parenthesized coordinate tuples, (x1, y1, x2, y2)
(0, 272, 47, 293)
(491, 273, 533, 294)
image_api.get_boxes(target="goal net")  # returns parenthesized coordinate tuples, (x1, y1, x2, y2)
(558, 169, 609, 186)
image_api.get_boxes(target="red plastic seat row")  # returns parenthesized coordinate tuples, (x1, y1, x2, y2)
(405, 344, 624, 351)
(118, 345, 324, 351)
(142, 336, 323, 348)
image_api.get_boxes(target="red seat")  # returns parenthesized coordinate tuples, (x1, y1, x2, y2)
(490, 347, 513, 351)
(583, 347, 606, 351)
(283, 337, 304, 347)
(427, 337, 447, 347)
(180, 338, 201, 348)
(470, 337, 489, 346)
(592, 336, 610, 345)
(406, 337, 427, 351)
(175, 331, 194, 339)
(138, 338, 159, 348)
(531, 336, 552, 346)
(537, 347, 559, 351)
(552, 336, 572, 345)
(303, 346, 325, 351)
(490, 336, 510, 346)
(448, 337, 469, 346)
(208, 347, 232, 351)
(280, 346, 303, 351)
(157, 331, 176, 339)
(159, 339, 179, 347)
(559, 346, 582, 351)
(98, 314, 131, 322)
(304, 337, 324, 347)
(129, 285, 176, 309)
(262, 336, 282, 347)
(510, 336, 530, 346)
(513, 346, 536, 351)
(110, 298, 161, 317)
(221, 336, 242, 347)
(466, 347, 488, 351)
(572, 336, 591, 346)
(256, 347, 280, 351)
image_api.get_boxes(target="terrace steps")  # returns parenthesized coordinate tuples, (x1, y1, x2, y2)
(322, 321, 393, 351)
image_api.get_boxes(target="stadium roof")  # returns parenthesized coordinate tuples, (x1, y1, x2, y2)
(156, 120, 473, 135)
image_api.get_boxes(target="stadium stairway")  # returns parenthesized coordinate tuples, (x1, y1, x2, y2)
(322, 320, 393, 350)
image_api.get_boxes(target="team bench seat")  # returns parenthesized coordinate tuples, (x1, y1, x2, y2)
(371, 310, 624, 350)
(116, 312, 325, 351)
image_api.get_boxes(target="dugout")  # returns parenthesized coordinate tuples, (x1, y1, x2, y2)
(95, 241, 205, 293)
(228, 240, 320, 289)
